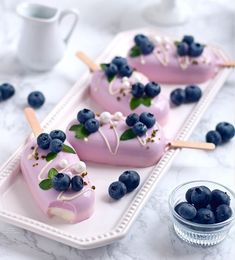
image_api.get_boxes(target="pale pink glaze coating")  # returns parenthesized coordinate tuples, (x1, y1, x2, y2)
(66, 118, 167, 167)
(20, 140, 95, 223)
(128, 45, 225, 84)
(90, 71, 170, 125)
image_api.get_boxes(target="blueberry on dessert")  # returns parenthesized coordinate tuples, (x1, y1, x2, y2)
(50, 130, 66, 142)
(118, 64, 133, 77)
(188, 43, 204, 58)
(130, 34, 155, 57)
(144, 82, 161, 98)
(37, 133, 52, 150)
(170, 88, 186, 106)
(104, 63, 118, 78)
(77, 108, 95, 124)
(108, 181, 127, 200)
(111, 56, 127, 69)
(49, 139, 64, 153)
(52, 173, 71, 192)
(182, 35, 194, 45)
(131, 82, 145, 98)
(177, 42, 189, 56)
(126, 113, 139, 127)
(84, 118, 100, 133)
(28, 91, 45, 109)
(119, 170, 140, 192)
(71, 176, 84, 192)
(132, 122, 148, 137)
(139, 112, 156, 129)
(0, 83, 15, 101)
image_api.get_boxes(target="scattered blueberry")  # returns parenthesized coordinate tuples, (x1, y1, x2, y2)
(104, 63, 118, 78)
(139, 112, 156, 129)
(206, 130, 222, 146)
(191, 186, 211, 208)
(50, 130, 66, 142)
(71, 176, 84, 192)
(170, 88, 186, 106)
(185, 85, 202, 103)
(185, 187, 194, 204)
(177, 42, 189, 56)
(211, 189, 230, 208)
(119, 170, 140, 193)
(193, 208, 215, 224)
(134, 34, 149, 46)
(139, 41, 154, 55)
(145, 82, 161, 98)
(37, 133, 51, 150)
(108, 181, 127, 200)
(52, 173, 71, 192)
(77, 109, 95, 124)
(49, 138, 63, 153)
(132, 122, 147, 137)
(188, 42, 204, 57)
(215, 204, 232, 223)
(111, 56, 127, 69)
(84, 118, 100, 133)
(131, 82, 145, 98)
(0, 83, 15, 101)
(182, 35, 194, 45)
(175, 202, 197, 220)
(27, 91, 45, 109)
(118, 64, 133, 77)
(126, 113, 139, 127)
(216, 122, 235, 142)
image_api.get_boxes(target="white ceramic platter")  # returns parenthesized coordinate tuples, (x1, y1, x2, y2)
(0, 28, 232, 249)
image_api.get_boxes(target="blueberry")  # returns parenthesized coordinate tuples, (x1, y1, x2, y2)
(134, 34, 149, 46)
(182, 35, 194, 45)
(191, 186, 211, 208)
(111, 56, 127, 69)
(77, 109, 95, 124)
(104, 63, 118, 78)
(170, 88, 186, 106)
(37, 133, 51, 150)
(175, 202, 197, 220)
(139, 41, 154, 55)
(132, 122, 147, 137)
(185, 187, 194, 204)
(193, 208, 215, 224)
(177, 42, 189, 56)
(84, 118, 100, 133)
(0, 83, 15, 101)
(131, 82, 145, 98)
(119, 170, 140, 193)
(211, 189, 230, 208)
(52, 173, 71, 192)
(188, 43, 204, 57)
(50, 138, 63, 153)
(216, 122, 235, 142)
(174, 202, 186, 214)
(145, 82, 161, 98)
(126, 113, 139, 127)
(108, 181, 127, 200)
(185, 85, 202, 103)
(50, 130, 66, 142)
(206, 130, 222, 146)
(215, 204, 232, 223)
(27, 91, 45, 109)
(139, 112, 156, 129)
(118, 64, 133, 77)
(71, 176, 84, 192)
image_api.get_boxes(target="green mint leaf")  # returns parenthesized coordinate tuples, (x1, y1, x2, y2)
(130, 97, 142, 110)
(100, 63, 108, 71)
(48, 168, 58, 179)
(120, 128, 137, 141)
(69, 124, 90, 139)
(107, 75, 116, 83)
(39, 179, 52, 190)
(62, 144, 76, 154)
(141, 96, 152, 107)
(129, 45, 141, 57)
(46, 152, 57, 162)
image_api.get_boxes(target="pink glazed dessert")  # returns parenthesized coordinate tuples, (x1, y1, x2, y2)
(90, 63, 170, 126)
(66, 109, 167, 167)
(20, 138, 95, 223)
(127, 34, 226, 84)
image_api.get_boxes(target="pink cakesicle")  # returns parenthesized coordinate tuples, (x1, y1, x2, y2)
(128, 35, 229, 85)
(21, 108, 95, 223)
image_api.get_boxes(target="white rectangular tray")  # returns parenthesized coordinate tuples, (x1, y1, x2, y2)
(0, 28, 232, 249)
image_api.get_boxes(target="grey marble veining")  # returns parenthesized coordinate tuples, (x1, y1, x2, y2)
(0, 0, 235, 259)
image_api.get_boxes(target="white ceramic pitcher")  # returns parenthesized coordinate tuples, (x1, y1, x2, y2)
(16, 3, 79, 71)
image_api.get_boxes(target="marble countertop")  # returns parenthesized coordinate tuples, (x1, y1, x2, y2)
(0, 0, 235, 259)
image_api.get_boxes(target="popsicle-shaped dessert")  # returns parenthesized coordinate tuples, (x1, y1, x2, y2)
(66, 108, 215, 167)
(127, 34, 234, 84)
(76, 52, 170, 125)
(21, 108, 95, 223)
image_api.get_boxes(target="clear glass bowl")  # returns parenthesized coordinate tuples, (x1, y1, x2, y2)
(169, 180, 235, 247)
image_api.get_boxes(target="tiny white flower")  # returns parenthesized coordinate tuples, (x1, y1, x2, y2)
(73, 161, 87, 173)
(59, 159, 68, 168)
(113, 111, 123, 121)
(100, 111, 112, 124)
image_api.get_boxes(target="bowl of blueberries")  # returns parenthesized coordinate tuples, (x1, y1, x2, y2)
(169, 180, 235, 246)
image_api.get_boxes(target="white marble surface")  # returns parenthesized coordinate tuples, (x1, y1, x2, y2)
(0, 0, 235, 259)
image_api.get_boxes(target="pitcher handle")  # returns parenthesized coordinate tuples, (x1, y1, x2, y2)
(59, 9, 79, 44)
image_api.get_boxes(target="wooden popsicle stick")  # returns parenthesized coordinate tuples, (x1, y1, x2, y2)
(24, 107, 42, 137)
(220, 61, 235, 68)
(169, 140, 215, 151)
(76, 51, 99, 72)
